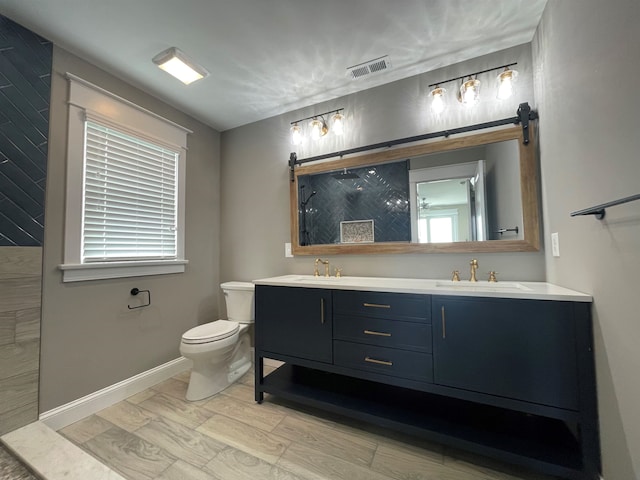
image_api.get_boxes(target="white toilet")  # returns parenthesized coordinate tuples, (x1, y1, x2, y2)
(179, 281, 255, 401)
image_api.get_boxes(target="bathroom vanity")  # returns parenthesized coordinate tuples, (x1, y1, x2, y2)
(254, 275, 599, 480)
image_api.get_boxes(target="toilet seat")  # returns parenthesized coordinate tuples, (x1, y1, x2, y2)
(181, 320, 239, 344)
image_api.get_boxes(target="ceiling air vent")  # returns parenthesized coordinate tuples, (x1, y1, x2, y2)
(347, 56, 392, 79)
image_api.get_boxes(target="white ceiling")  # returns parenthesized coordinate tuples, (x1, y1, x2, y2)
(0, 0, 547, 131)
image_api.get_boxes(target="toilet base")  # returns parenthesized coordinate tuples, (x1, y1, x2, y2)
(183, 330, 252, 401)
(228, 360, 251, 387)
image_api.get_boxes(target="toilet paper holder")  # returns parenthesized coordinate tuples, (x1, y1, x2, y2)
(128, 288, 151, 309)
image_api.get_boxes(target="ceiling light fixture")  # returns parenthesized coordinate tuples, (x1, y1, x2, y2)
(428, 62, 517, 113)
(152, 47, 209, 85)
(289, 108, 344, 145)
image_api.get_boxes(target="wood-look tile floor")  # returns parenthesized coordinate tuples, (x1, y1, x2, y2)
(59, 367, 557, 480)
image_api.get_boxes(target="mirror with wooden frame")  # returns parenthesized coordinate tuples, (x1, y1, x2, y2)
(290, 125, 539, 255)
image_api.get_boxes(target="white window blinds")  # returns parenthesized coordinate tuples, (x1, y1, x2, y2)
(83, 120, 179, 262)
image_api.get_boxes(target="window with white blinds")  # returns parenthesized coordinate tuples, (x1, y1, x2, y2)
(61, 74, 190, 282)
(83, 121, 178, 262)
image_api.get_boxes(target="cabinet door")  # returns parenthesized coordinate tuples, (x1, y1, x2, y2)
(256, 285, 332, 363)
(432, 296, 578, 410)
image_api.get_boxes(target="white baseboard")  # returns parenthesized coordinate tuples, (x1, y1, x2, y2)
(40, 357, 192, 431)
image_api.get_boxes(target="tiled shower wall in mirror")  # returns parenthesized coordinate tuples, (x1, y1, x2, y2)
(299, 160, 411, 245)
(0, 15, 51, 435)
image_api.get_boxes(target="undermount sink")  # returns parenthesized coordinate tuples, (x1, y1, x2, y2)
(435, 280, 532, 291)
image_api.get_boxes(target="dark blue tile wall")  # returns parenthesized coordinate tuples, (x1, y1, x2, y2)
(0, 15, 52, 246)
(299, 160, 411, 245)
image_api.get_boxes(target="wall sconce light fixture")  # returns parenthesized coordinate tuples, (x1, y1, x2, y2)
(428, 62, 517, 113)
(429, 86, 446, 114)
(496, 66, 518, 100)
(460, 76, 481, 106)
(331, 111, 345, 135)
(290, 123, 303, 146)
(290, 108, 344, 145)
(152, 47, 209, 85)
(309, 117, 328, 140)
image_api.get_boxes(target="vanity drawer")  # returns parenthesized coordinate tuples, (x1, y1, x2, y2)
(334, 314, 432, 353)
(334, 340, 433, 383)
(333, 290, 430, 323)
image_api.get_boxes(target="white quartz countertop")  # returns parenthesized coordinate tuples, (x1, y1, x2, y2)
(253, 275, 593, 302)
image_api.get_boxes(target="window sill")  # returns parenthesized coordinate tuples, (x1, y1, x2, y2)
(59, 260, 188, 283)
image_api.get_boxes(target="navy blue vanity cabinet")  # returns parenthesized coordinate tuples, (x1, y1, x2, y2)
(333, 290, 433, 383)
(255, 285, 599, 480)
(255, 285, 332, 364)
(432, 295, 579, 410)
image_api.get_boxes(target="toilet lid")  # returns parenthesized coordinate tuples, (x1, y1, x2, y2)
(182, 320, 239, 344)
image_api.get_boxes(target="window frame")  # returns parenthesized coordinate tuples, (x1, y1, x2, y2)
(60, 73, 191, 282)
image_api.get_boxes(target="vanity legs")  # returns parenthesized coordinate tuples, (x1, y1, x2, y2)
(255, 355, 264, 403)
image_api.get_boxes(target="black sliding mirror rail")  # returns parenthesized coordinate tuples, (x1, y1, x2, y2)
(289, 102, 538, 181)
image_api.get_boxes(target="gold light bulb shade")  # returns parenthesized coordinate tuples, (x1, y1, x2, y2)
(430, 86, 446, 114)
(331, 112, 344, 136)
(290, 123, 302, 145)
(496, 68, 518, 100)
(320, 119, 329, 136)
(497, 68, 518, 82)
(459, 77, 480, 106)
(309, 118, 329, 140)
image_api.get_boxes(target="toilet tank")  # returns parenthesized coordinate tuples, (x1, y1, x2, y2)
(221, 281, 255, 323)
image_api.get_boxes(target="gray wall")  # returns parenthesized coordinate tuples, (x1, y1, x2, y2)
(220, 43, 544, 295)
(533, 1, 640, 478)
(40, 46, 221, 411)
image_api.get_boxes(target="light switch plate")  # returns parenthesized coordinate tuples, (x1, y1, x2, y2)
(284, 242, 293, 258)
(551, 232, 560, 257)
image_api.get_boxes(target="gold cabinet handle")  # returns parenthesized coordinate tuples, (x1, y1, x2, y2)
(320, 298, 325, 324)
(365, 356, 393, 366)
(363, 303, 391, 309)
(441, 305, 446, 339)
(363, 330, 391, 337)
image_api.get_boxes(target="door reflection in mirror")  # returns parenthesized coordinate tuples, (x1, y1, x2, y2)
(410, 160, 487, 243)
(409, 140, 522, 243)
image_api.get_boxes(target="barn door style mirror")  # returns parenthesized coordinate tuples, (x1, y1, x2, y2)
(290, 121, 539, 255)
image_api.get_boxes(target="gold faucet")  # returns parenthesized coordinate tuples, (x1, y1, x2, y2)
(469, 258, 479, 282)
(314, 258, 330, 277)
(488, 271, 498, 282)
(334, 267, 342, 278)
(451, 270, 460, 281)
